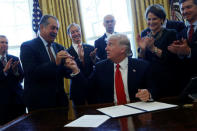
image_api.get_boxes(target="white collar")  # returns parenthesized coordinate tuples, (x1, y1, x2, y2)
(72, 42, 82, 48)
(39, 35, 49, 47)
(0, 54, 6, 59)
(186, 20, 197, 27)
(106, 32, 115, 38)
(114, 57, 128, 69)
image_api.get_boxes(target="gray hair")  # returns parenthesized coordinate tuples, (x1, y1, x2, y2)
(67, 23, 81, 35)
(0, 35, 7, 39)
(108, 33, 132, 57)
(39, 15, 58, 29)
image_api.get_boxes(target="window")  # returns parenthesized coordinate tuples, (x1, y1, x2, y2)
(80, 0, 136, 57)
(0, 0, 33, 57)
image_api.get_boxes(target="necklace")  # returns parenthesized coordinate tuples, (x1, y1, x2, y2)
(151, 28, 164, 42)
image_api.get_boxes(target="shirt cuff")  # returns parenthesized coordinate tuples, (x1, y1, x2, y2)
(187, 49, 191, 58)
(70, 69, 80, 77)
(3, 71, 8, 76)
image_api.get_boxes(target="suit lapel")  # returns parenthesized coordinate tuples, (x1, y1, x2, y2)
(51, 43, 59, 55)
(83, 44, 90, 64)
(69, 45, 78, 58)
(36, 37, 51, 62)
(191, 30, 197, 44)
(127, 58, 137, 98)
(108, 60, 114, 88)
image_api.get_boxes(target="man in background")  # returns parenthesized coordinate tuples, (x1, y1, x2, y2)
(0, 35, 25, 125)
(94, 15, 116, 60)
(168, 0, 197, 88)
(67, 23, 96, 105)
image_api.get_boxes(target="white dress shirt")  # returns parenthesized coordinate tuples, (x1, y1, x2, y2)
(186, 20, 197, 38)
(72, 42, 82, 56)
(39, 35, 56, 61)
(105, 32, 116, 42)
(114, 57, 130, 104)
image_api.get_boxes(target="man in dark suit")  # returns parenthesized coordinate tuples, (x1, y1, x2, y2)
(94, 15, 116, 60)
(168, 0, 197, 87)
(68, 34, 156, 104)
(20, 15, 75, 111)
(66, 23, 96, 105)
(0, 35, 25, 125)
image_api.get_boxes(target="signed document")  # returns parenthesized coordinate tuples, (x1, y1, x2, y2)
(64, 115, 110, 128)
(97, 101, 178, 118)
(97, 105, 144, 118)
(126, 101, 178, 111)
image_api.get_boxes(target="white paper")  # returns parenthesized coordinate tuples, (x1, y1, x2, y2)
(64, 115, 110, 128)
(97, 105, 144, 118)
(126, 101, 178, 112)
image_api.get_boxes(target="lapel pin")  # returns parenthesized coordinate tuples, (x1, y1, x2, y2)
(133, 69, 136, 72)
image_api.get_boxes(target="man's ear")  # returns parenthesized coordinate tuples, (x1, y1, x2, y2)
(120, 46, 126, 54)
(40, 24, 44, 31)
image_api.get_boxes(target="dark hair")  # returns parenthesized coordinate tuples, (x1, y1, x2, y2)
(145, 4, 166, 21)
(39, 15, 58, 29)
(67, 23, 81, 35)
(179, 0, 197, 5)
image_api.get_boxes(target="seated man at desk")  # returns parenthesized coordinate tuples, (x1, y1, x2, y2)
(67, 34, 157, 105)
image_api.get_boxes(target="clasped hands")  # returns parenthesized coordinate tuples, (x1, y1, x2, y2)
(3, 58, 20, 74)
(136, 35, 156, 52)
(168, 38, 191, 56)
(136, 89, 151, 102)
(78, 45, 98, 64)
(56, 50, 79, 74)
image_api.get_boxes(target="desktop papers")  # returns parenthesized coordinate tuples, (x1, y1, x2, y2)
(64, 115, 110, 128)
(97, 105, 144, 118)
(126, 101, 178, 112)
(97, 101, 178, 118)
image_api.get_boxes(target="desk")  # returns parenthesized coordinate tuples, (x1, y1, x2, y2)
(1, 98, 197, 131)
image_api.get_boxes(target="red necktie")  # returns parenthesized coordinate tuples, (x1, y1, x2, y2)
(115, 64, 127, 105)
(47, 43, 56, 62)
(120, 117, 129, 131)
(188, 25, 194, 42)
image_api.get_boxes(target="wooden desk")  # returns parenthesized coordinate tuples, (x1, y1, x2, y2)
(1, 98, 197, 131)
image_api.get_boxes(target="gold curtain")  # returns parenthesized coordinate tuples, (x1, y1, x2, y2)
(130, 0, 170, 50)
(39, 0, 85, 94)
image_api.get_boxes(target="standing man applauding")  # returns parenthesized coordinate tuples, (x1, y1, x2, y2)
(0, 35, 25, 125)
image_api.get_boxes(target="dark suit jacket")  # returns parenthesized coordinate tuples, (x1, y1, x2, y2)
(177, 27, 197, 86)
(67, 43, 95, 105)
(20, 37, 69, 111)
(72, 57, 157, 104)
(141, 28, 182, 97)
(166, 20, 185, 33)
(94, 34, 107, 60)
(0, 54, 25, 125)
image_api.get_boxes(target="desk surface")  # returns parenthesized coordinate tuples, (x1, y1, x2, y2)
(1, 98, 197, 131)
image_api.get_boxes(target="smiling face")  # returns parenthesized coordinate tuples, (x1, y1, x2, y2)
(0, 36, 8, 55)
(180, 0, 197, 24)
(147, 12, 163, 34)
(40, 17, 59, 43)
(69, 25, 81, 44)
